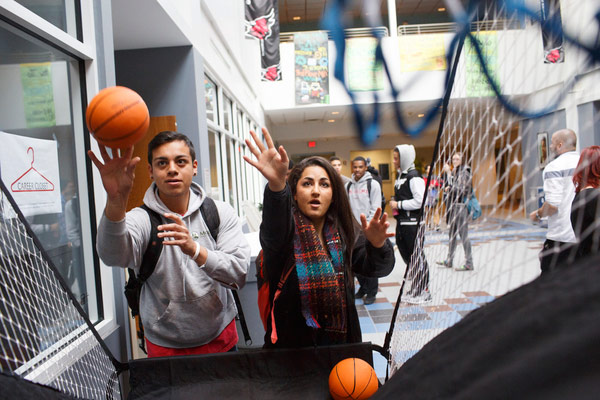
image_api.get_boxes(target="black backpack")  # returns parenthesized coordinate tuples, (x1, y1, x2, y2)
(123, 197, 250, 352)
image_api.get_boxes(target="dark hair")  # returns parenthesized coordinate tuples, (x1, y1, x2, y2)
(148, 131, 196, 164)
(329, 156, 341, 162)
(351, 156, 366, 165)
(288, 159, 294, 170)
(573, 146, 600, 193)
(288, 156, 356, 253)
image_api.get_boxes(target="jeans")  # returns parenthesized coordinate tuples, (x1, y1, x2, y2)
(447, 204, 473, 268)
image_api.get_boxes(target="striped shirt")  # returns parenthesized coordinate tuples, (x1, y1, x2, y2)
(543, 151, 579, 242)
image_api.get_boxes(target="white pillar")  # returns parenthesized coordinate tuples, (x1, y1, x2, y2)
(387, 0, 397, 37)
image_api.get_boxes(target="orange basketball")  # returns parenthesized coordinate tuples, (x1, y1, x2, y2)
(329, 358, 379, 400)
(85, 86, 149, 149)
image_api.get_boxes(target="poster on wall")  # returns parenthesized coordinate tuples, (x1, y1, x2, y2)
(346, 38, 383, 92)
(465, 31, 498, 98)
(294, 31, 329, 105)
(398, 34, 446, 72)
(540, 0, 564, 63)
(0, 131, 61, 217)
(245, 0, 282, 81)
(20, 63, 56, 128)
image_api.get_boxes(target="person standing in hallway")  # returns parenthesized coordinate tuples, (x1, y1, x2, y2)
(346, 156, 383, 305)
(389, 145, 431, 303)
(329, 156, 351, 185)
(438, 152, 475, 271)
(529, 129, 579, 274)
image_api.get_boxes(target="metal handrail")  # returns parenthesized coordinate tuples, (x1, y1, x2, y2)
(279, 26, 389, 42)
(397, 19, 522, 35)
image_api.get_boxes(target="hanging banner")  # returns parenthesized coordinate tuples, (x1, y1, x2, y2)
(245, 0, 282, 81)
(0, 131, 61, 217)
(465, 31, 498, 98)
(20, 63, 56, 128)
(294, 31, 329, 105)
(346, 38, 383, 92)
(540, 0, 564, 63)
(398, 34, 447, 72)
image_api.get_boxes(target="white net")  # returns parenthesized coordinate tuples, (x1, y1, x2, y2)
(387, 0, 600, 373)
(0, 182, 122, 399)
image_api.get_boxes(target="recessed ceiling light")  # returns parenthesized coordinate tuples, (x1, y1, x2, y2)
(328, 119, 335, 123)
(293, 16, 301, 20)
(417, 113, 425, 118)
(331, 111, 339, 115)
(438, 7, 446, 12)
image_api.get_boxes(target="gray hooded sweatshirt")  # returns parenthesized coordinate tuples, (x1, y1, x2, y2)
(97, 182, 250, 348)
(347, 171, 382, 222)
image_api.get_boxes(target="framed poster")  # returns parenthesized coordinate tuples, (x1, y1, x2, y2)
(537, 131, 549, 168)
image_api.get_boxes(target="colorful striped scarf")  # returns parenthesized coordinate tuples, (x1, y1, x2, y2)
(293, 208, 347, 340)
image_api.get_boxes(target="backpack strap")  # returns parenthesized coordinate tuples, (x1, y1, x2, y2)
(270, 263, 295, 344)
(136, 204, 163, 282)
(366, 178, 372, 198)
(346, 181, 352, 193)
(199, 196, 220, 242)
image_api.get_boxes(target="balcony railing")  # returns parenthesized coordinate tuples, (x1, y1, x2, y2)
(279, 26, 389, 42)
(397, 19, 522, 35)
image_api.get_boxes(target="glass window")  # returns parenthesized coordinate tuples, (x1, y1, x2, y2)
(205, 76, 218, 124)
(208, 129, 222, 200)
(0, 20, 96, 318)
(14, 0, 81, 39)
(223, 96, 232, 132)
(225, 137, 237, 209)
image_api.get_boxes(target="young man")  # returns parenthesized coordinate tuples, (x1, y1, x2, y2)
(529, 128, 579, 274)
(389, 145, 431, 303)
(346, 156, 382, 305)
(89, 131, 250, 357)
(329, 156, 351, 184)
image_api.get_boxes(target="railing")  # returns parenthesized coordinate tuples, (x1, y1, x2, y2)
(279, 26, 389, 42)
(397, 19, 523, 35)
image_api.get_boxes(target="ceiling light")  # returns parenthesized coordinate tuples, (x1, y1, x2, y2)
(293, 16, 301, 20)
(438, 7, 446, 12)
(417, 113, 425, 118)
(328, 119, 335, 123)
(331, 111, 339, 115)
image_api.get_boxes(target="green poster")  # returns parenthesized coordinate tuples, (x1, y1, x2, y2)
(465, 32, 498, 98)
(20, 63, 56, 128)
(346, 38, 383, 92)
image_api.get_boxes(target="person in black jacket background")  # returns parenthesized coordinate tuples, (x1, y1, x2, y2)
(244, 128, 395, 349)
(389, 145, 431, 304)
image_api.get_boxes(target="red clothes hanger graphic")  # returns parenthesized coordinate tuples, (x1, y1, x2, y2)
(11, 147, 55, 192)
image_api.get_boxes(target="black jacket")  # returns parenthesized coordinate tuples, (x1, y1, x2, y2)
(260, 185, 395, 349)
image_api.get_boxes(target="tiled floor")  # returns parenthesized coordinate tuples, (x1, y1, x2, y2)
(359, 216, 546, 380)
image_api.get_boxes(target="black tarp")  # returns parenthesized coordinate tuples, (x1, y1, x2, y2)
(0, 372, 76, 400)
(373, 253, 600, 400)
(128, 342, 374, 399)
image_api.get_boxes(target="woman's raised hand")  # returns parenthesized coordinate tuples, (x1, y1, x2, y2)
(360, 208, 395, 248)
(243, 127, 289, 192)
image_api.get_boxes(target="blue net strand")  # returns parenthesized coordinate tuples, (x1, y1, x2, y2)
(322, 0, 600, 144)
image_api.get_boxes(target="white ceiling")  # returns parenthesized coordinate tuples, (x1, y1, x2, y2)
(111, 0, 190, 51)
